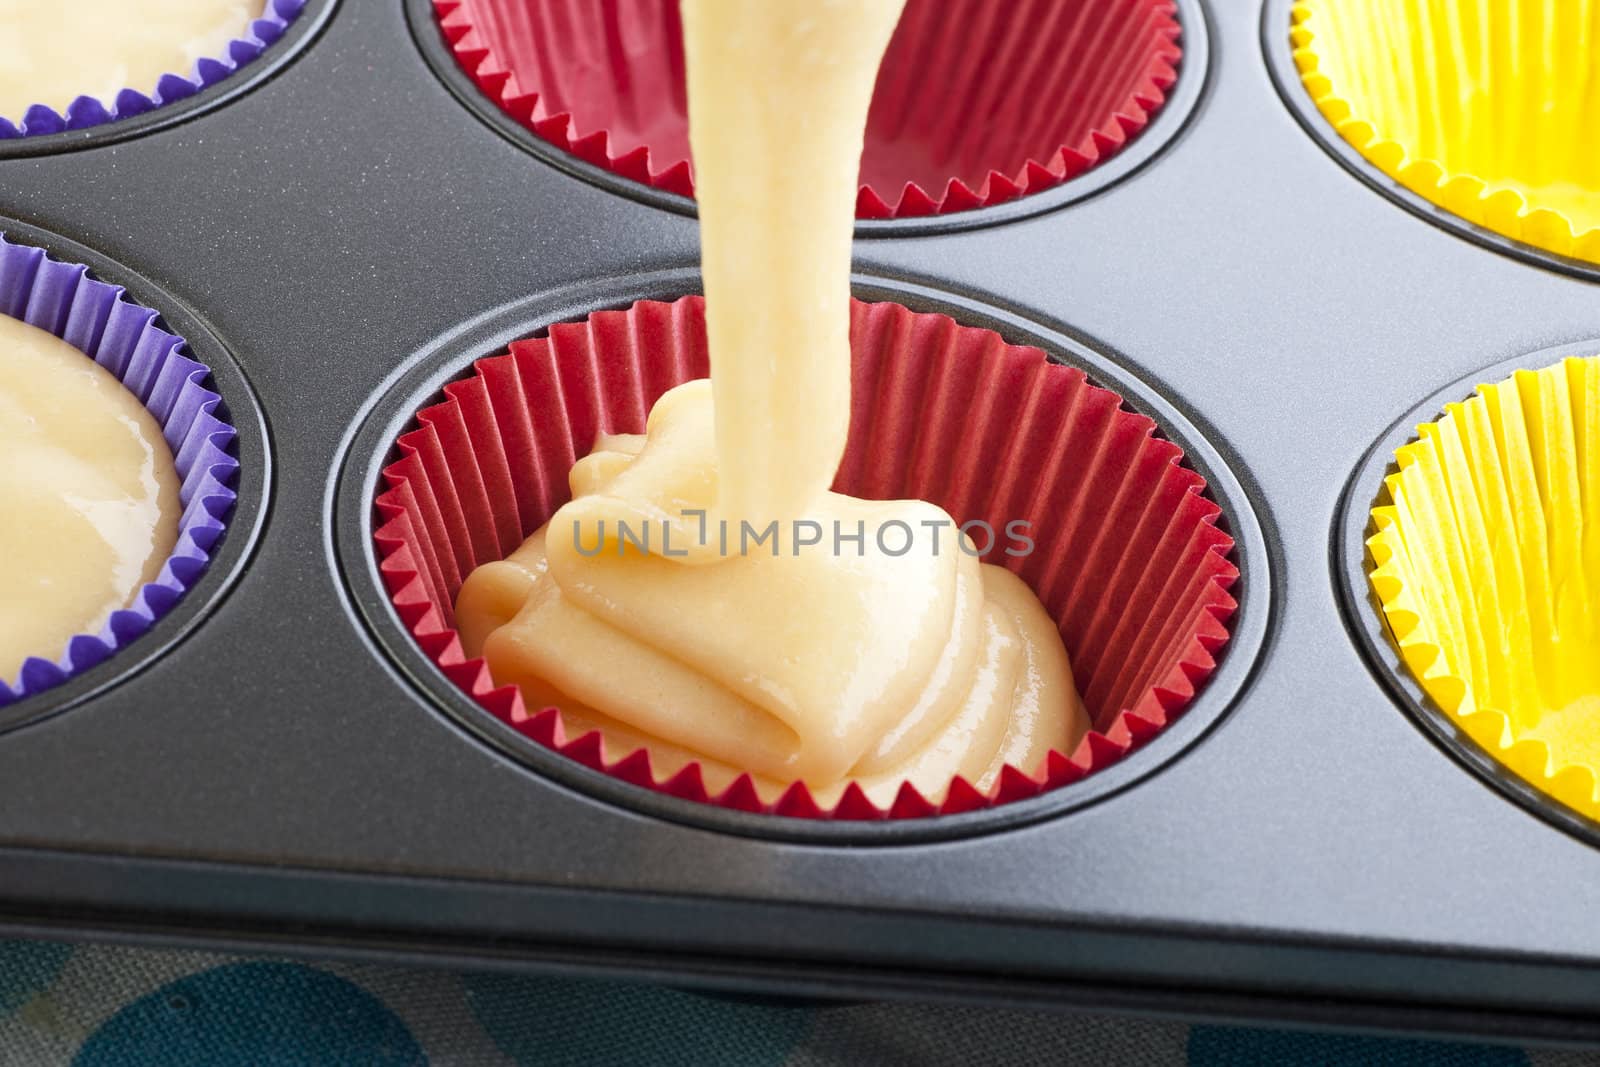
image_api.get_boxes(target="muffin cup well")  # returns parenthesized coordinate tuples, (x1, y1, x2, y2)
(0, 0, 308, 139)
(433, 0, 1183, 218)
(0, 233, 239, 704)
(1368, 355, 1600, 819)
(372, 296, 1237, 820)
(1292, 0, 1600, 266)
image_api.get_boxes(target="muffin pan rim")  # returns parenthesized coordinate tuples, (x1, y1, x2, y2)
(330, 265, 1273, 847)
(0, 218, 273, 737)
(0, 0, 342, 162)
(1335, 337, 1600, 851)
(401, 0, 1214, 239)
(1260, 0, 1600, 286)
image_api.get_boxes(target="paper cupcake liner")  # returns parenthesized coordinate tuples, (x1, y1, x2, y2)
(1369, 355, 1600, 819)
(373, 296, 1237, 820)
(1292, 1, 1600, 265)
(0, 233, 239, 704)
(434, 0, 1182, 218)
(0, 0, 308, 139)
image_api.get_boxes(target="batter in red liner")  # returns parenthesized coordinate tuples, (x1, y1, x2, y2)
(374, 297, 1237, 819)
(375, 0, 1233, 819)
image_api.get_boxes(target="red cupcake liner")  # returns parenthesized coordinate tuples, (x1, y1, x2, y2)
(434, 0, 1183, 218)
(373, 297, 1236, 820)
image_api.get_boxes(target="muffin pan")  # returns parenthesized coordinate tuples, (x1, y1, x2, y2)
(8, 0, 1600, 1045)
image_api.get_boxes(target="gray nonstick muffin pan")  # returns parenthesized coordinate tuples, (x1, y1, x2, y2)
(5, 0, 1600, 1045)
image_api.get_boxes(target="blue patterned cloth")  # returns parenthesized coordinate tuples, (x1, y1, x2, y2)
(0, 939, 1591, 1065)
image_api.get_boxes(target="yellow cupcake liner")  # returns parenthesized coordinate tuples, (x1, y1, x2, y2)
(1292, 1, 1600, 266)
(1369, 355, 1600, 817)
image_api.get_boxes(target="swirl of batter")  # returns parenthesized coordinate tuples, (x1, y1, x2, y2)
(456, 0, 1088, 804)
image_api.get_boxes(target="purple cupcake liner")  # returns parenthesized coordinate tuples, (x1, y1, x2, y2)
(0, 233, 239, 704)
(0, 0, 308, 139)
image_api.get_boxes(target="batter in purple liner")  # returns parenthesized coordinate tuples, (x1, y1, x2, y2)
(0, 316, 179, 684)
(0, 0, 265, 122)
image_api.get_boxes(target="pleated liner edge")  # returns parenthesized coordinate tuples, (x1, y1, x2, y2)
(432, 0, 1183, 219)
(1367, 356, 1600, 820)
(1291, 1, 1600, 265)
(1, 0, 308, 139)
